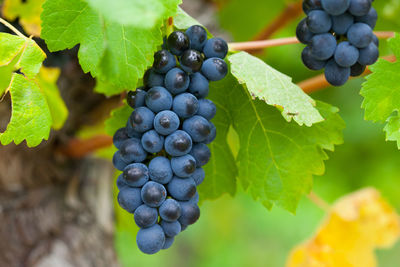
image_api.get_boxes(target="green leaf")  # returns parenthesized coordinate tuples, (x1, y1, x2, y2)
(0, 74, 52, 146)
(174, 7, 205, 30)
(105, 103, 132, 136)
(41, 0, 181, 94)
(229, 52, 324, 126)
(361, 33, 400, 148)
(384, 115, 400, 149)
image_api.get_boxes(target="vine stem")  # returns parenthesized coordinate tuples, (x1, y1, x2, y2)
(0, 18, 27, 39)
(57, 135, 113, 158)
(229, 31, 395, 51)
(308, 191, 331, 211)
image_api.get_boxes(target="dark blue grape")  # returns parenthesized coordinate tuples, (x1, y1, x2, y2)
(161, 220, 181, 237)
(113, 151, 129, 171)
(120, 138, 147, 163)
(186, 25, 208, 51)
(296, 18, 314, 44)
(301, 46, 327, 70)
(159, 199, 181, 222)
(331, 12, 354, 35)
(143, 68, 164, 89)
(118, 187, 142, 213)
(141, 181, 167, 208)
(188, 72, 209, 99)
(355, 7, 377, 28)
(324, 59, 350, 86)
(197, 99, 216, 120)
(123, 163, 149, 187)
(201, 58, 228, 81)
(347, 22, 373, 48)
(306, 10, 332, 33)
(153, 110, 180, 135)
(145, 86, 172, 113)
(350, 62, 366, 77)
(203, 121, 216, 144)
(167, 177, 197, 201)
(153, 50, 176, 74)
(189, 143, 211, 167)
(203, 38, 228, 59)
(358, 42, 379, 65)
(372, 34, 379, 46)
(141, 130, 164, 154)
(116, 174, 128, 190)
(113, 127, 129, 149)
(129, 107, 155, 133)
(182, 115, 211, 143)
(188, 191, 199, 204)
(321, 0, 350, 16)
(167, 31, 190, 56)
(180, 49, 204, 73)
(162, 237, 174, 250)
(148, 156, 173, 184)
(126, 121, 142, 139)
(191, 167, 205, 186)
(349, 0, 371, 16)
(302, 0, 322, 14)
(127, 88, 146, 109)
(178, 201, 200, 225)
(334, 41, 359, 67)
(136, 224, 165, 254)
(171, 154, 197, 177)
(134, 204, 158, 228)
(164, 130, 193, 156)
(172, 93, 199, 118)
(164, 67, 190, 95)
(310, 33, 337, 60)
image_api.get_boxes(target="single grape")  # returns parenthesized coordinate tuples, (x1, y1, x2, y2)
(161, 220, 181, 237)
(180, 49, 204, 73)
(143, 68, 164, 89)
(162, 237, 174, 250)
(331, 12, 354, 35)
(203, 38, 228, 59)
(186, 25, 208, 51)
(134, 204, 158, 228)
(136, 224, 165, 254)
(164, 130, 193, 156)
(141, 181, 167, 208)
(148, 156, 173, 184)
(348, 0, 371, 16)
(189, 143, 211, 167)
(355, 7, 377, 28)
(129, 107, 155, 133)
(113, 127, 129, 149)
(164, 67, 190, 95)
(201, 58, 228, 81)
(350, 62, 366, 77)
(188, 191, 199, 204)
(178, 201, 200, 225)
(153, 110, 180, 136)
(191, 167, 205, 186)
(358, 42, 379, 65)
(120, 138, 147, 163)
(172, 93, 199, 118)
(301, 46, 327, 70)
(113, 151, 129, 171)
(324, 59, 350, 86)
(182, 115, 211, 143)
(188, 72, 209, 99)
(159, 199, 181, 222)
(145, 86, 173, 113)
(171, 154, 197, 177)
(116, 174, 128, 190)
(180, 224, 188, 232)
(153, 50, 176, 74)
(296, 18, 314, 44)
(167, 177, 197, 201)
(141, 130, 164, 154)
(167, 31, 190, 56)
(321, 0, 350, 16)
(302, 0, 322, 14)
(203, 121, 216, 144)
(122, 163, 149, 187)
(118, 187, 143, 213)
(127, 88, 146, 109)
(309, 33, 337, 60)
(334, 41, 359, 67)
(306, 10, 332, 34)
(347, 22, 373, 48)
(196, 99, 216, 120)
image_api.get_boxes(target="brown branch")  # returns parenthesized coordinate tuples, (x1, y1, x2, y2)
(58, 135, 113, 158)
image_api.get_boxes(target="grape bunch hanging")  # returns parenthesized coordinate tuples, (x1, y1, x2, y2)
(112, 25, 228, 254)
(297, 0, 379, 86)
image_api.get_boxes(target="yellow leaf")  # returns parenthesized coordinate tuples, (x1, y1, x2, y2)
(2, 0, 45, 37)
(287, 188, 400, 267)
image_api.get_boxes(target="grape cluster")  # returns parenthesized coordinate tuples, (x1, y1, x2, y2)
(297, 0, 379, 86)
(112, 25, 228, 254)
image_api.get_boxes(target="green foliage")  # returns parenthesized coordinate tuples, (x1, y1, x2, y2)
(41, 0, 181, 93)
(105, 103, 132, 136)
(361, 34, 400, 148)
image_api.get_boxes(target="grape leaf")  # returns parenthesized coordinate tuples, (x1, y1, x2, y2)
(41, 0, 181, 93)
(2, 0, 44, 36)
(384, 115, 400, 149)
(229, 52, 324, 126)
(361, 33, 400, 148)
(174, 7, 205, 30)
(105, 103, 132, 136)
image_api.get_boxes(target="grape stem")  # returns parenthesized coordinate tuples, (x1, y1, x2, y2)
(0, 18, 27, 39)
(308, 191, 331, 211)
(228, 31, 395, 51)
(58, 135, 113, 158)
